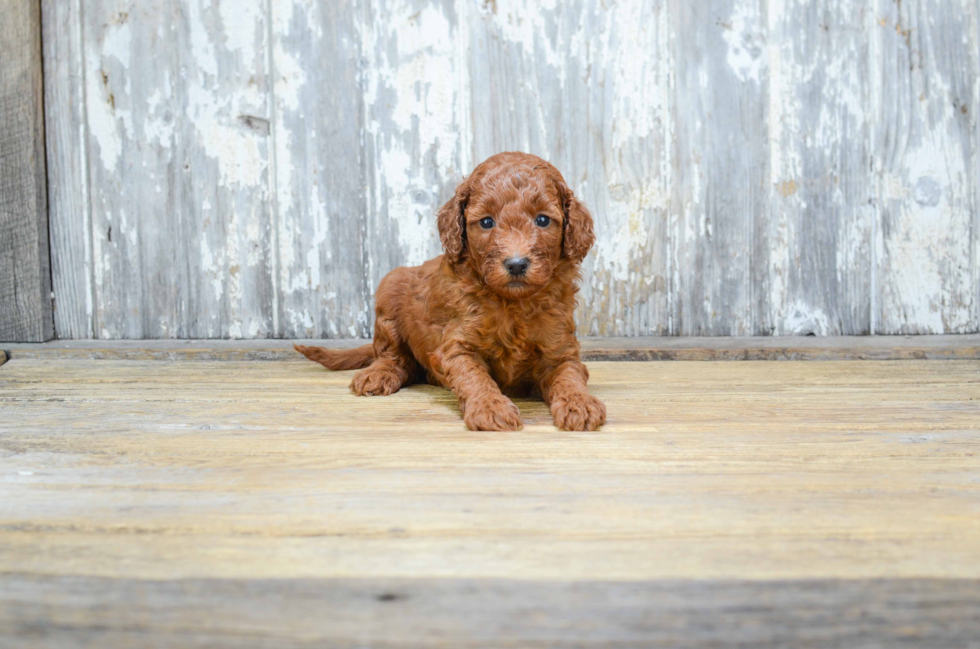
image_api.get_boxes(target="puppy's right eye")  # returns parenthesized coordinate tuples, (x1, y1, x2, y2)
(479, 217, 495, 229)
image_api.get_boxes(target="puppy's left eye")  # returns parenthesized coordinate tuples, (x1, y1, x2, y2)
(535, 214, 551, 227)
(479, 217, 495, 229)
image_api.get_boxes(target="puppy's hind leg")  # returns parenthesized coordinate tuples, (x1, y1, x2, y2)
(350, 316, 417, 397)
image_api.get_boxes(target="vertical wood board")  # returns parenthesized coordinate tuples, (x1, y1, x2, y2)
(272, 1, 372, 339)
(766, 0, 875, 335)
(0, 0, 53, 342)
(670, 0, 771, 336)
(42, 0, 93, 340)
(873, 0, 978, 334)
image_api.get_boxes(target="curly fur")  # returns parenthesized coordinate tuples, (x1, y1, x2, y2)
(296, 152, 605, 431)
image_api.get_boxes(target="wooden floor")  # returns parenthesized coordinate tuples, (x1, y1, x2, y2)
(1, 355, 979, 647)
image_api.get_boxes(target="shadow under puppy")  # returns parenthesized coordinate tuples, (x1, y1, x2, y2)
(296, 151, 605, 432)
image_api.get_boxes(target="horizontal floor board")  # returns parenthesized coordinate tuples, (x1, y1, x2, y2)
(3, 575, 979, 648)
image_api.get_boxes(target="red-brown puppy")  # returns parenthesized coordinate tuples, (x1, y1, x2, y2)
(296, 152, 605, 431)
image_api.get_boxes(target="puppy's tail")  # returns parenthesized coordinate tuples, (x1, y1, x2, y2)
(293, 343, 374, 370)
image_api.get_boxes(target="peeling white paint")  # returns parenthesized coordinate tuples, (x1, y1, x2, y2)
(882, 129, 973, 332)
(187, 3, 218, 79)
(85, 72, 122, 174)
(767, 1, 803, 332)
(271, 3, 308, 113)
(783, 301, 831, 336)
(361, 1, 462, 267)
(52, 0, 980, 339)
(874, 0, 977, 335)
(596, 182, 667, 282)
(142, 86, 174, 146)
(489, 0, 563, 81)
(218, 1, 262, 56)
(186, 1, 267, 188)
(722, 0, 766, 84)
(85, 19, 134, 173)
(605, 1, 667, 149)
(101, 20, 131, 69)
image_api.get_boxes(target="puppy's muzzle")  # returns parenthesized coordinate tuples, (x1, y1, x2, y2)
(504, 256, 530, 277)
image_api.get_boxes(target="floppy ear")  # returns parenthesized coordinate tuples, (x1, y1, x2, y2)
(558, 182, 596, 263)
(437, 178, 471, 262)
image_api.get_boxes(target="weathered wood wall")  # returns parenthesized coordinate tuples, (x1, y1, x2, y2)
(1, 0, 53, 342)
(42, 0, 980, 339)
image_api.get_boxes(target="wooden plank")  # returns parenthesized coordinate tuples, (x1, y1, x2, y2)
(0, 0, 53, 342)
(81, 1, 275, 338)
(2, 575, 978, 648)
(42, 0, 93, 340)
(359, 0, 467, 303)
(4, 334, 980, 362)
(766, 0, 875, 335)
(467, 0, 673, 336)
(873, 0, 979, 334)
(271, 1, 372, 339)
(976, 0, 980, 337)
(670, 0, 770, 336)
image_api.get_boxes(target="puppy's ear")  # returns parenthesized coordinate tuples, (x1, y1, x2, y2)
(558, 182, 596, 263)
(437, 178, 471, 262)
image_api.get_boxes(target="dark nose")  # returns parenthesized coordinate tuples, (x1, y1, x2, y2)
(504, 256, 530, 277)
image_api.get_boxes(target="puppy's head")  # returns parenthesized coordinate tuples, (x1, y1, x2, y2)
(437, 152, 595, 299)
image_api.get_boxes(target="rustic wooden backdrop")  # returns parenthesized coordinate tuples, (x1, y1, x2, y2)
(42, 0, 980, 339)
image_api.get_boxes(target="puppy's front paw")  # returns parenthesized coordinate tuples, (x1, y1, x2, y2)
(350, 367, 403, 396)
(463, 395, 523, 431)
(551, 393, 606, 431)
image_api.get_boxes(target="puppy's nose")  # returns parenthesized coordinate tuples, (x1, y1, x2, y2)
(504, 256, 530, 277)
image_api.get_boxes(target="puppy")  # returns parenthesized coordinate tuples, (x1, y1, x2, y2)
(296, 152, 605, 432)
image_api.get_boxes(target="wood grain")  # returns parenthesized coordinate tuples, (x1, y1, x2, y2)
(1, 358, 979, 645)
(41, 0, 92, 340)
(40, 1, 980, 339)
(272, 1, 372, 339)
(767, 0, 875, 335)
(2, 575, 978, 648)
(670, 0, 770, 336)
(359, 0, 467, 306)
(80, 1, 275, 339)
(873, 0, 978, 334)
(0, 0, 53, 343)
(1, 359, 978, 582)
